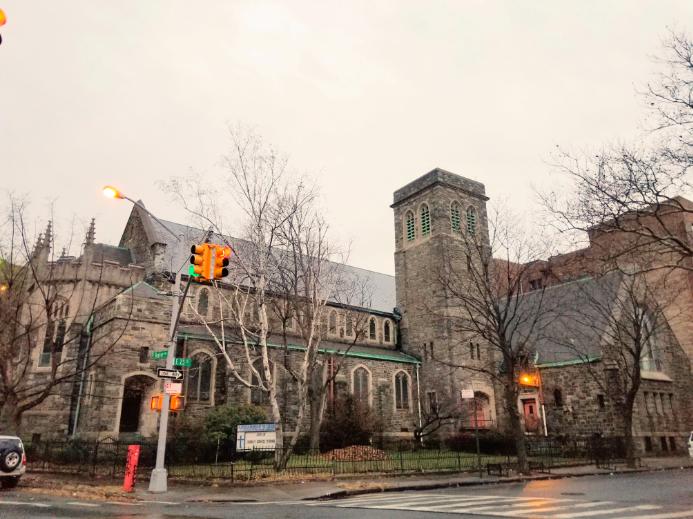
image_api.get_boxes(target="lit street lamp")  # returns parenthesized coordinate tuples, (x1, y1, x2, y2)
(103, 186, 186, 493)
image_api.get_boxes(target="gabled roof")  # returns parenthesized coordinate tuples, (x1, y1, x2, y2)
(503, 271, 625, 365)
(138, 215, 396, 315)
(121, 281, 171, 301)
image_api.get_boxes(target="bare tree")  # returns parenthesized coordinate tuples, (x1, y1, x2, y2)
(432, 204, 561, 473)
(160, 123, 353, 467)
(545, 268, 682, 467)
(537, 28, 693, 271)
(0, 194, 135, 433)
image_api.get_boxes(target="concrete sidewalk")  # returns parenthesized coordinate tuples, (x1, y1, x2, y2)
(129, 456, 693, 504)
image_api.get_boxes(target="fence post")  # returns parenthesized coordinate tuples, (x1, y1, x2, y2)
(399, 450, 404, 473)
(92, 441, 99, 477)
(457, 451, 461, 471)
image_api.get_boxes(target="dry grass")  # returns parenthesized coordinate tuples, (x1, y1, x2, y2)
(16, 475, 138, 502)
(337, 481, 394, 491)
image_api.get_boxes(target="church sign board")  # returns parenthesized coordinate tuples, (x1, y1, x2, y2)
(236, 424, 276, 452)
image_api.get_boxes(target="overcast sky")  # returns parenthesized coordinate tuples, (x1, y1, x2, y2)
(1, 1, 691, 275)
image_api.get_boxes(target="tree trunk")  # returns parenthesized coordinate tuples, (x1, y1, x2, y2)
(308, 388, 326, 451)
(503, 375, 529, 473)
(623, 391, 638, 468)
(0, 393, 22, 435)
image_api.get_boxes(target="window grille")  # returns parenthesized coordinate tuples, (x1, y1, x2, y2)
(250, 359, 269, 405)
(421, 205, 430, 236)
(353, 368, 369, 403)
(369, 318, 376, 340)
(346, 314, 353, 336)
(466, 207, 476, 236)
(197, 289, 209, 315)
(395, 372, 409, 409)
(189, 353, 213, 402)
(329, 311, 337, 334)
(451, 203, 461, 234)
(406, 212, 415, 242)
(384, 321, 391, 342)
(139, 347, 149, 364)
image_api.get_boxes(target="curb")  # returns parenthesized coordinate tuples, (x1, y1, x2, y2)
(305, 464, 693, 501)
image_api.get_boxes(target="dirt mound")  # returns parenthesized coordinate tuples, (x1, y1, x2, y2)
(322, 445, 391, 462)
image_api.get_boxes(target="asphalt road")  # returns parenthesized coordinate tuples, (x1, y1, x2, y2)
(2, 470, 693, 519)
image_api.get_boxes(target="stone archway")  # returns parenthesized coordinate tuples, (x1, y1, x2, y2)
(118, 374, 157, 437)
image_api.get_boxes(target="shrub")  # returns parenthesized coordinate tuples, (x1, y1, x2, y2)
(202, 404, 269, 444)
(320, 395, 382, 453)
(444, 432, 516, 456)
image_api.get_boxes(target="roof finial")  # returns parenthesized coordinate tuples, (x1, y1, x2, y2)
(33, 233, 43, 256)
(43, 221, 53, 252)
(85, 218, 96, 247)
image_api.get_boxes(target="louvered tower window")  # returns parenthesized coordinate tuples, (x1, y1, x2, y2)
(421, 205, 431, 237)
(406, 211, 415, 242)
(451, 203, 461, 234)
(467, 206, 476, 236)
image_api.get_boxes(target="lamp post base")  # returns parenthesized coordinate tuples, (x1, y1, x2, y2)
(148, 468, 168, 493)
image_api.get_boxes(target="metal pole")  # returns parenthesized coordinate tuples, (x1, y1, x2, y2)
(416, 365, 423, 445)
(148, 233, 186, 493)
(474, 397, 482, 479)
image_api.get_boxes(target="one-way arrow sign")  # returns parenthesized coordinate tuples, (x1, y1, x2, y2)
(157, 368, 184, 381)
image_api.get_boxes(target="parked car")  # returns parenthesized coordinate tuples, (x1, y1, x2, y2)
(0, 435, 25, 489)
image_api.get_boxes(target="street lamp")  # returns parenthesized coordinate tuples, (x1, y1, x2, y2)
(103, 186, 185, 493)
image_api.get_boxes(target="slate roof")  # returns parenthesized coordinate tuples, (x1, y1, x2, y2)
(178, 325, 419, 364)
(121, 281, 171, 301)
(502, 271, 625, 366)
(144, 216, 397, 315)
(91, 244, 134, 267)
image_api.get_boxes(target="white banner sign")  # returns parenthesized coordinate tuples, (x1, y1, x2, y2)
(461, 389, 475, 399)
(165, 382, 182, 394)
(236, 424, 277, 451)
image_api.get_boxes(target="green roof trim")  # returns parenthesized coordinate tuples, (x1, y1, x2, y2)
(121, 281, 171, 300)
(177, 333, 420, 365)
(536, 356, 602, 368)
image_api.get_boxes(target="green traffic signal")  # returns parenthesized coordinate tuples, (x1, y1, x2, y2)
(188, 265, 200, 277)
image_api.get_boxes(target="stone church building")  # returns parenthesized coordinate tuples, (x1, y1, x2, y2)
(17, 169, 693, 454)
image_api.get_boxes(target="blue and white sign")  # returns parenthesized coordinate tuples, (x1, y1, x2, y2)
(236, 423, 277, 451)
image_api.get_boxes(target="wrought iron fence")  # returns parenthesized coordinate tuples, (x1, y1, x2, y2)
(24, 436, 616, 481)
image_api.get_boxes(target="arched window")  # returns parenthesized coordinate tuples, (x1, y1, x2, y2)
(384, 321, 391, 343)
(394, 372, 409, 409)
(406, 211, 415, 242)
(329, 311, 337, 334)
(420, 204, 431, 237)
(640, 310, 661, 372)
(466, 206, 477, 236)
(353, 367, 369, 403)
(197, 289, 209, 315)
(188, 352, 213, 402)
(346, 314, 354, 337)
(451, 202, 461, 234)
(251, 358, 270, 405)
(369, 318, 376, 340)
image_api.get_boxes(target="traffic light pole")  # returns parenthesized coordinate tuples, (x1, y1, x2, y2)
(148, 232, 186, 493)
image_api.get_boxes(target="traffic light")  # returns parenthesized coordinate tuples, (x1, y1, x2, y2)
(170, 395, 185, 412)
(189, 244, 210, 279)
(151, 394, 163, 411)
(213, 246, 230, 280)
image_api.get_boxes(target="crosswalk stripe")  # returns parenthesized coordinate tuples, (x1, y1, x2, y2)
(610, 510, 693, 519)
(335, 495, 496, 507)
(0, 501, 51, 508)
(451, 499, 575, 513)
(551, 504, 661, 518)
(67, 502, 100, 507)
(377, 497, 549, 511)
(334, 493, 460, 504)
(497, 502, 617, 516)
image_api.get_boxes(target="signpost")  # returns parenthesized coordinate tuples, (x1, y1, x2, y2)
(157, 368, 184, 381)
(236, 424, 277, 452)
(462, 389, 482, 479)
(165, 382, 183, 395)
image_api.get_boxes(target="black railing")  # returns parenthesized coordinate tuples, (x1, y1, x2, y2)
(24, 436, 618, 481)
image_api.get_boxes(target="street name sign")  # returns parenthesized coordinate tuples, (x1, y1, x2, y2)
(152, 350, 168, 360)
(236, 424, 276, 451)
(157, 368, 184, 380)
(165, 382, 183, 394)
(173, 358, 192, 367)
